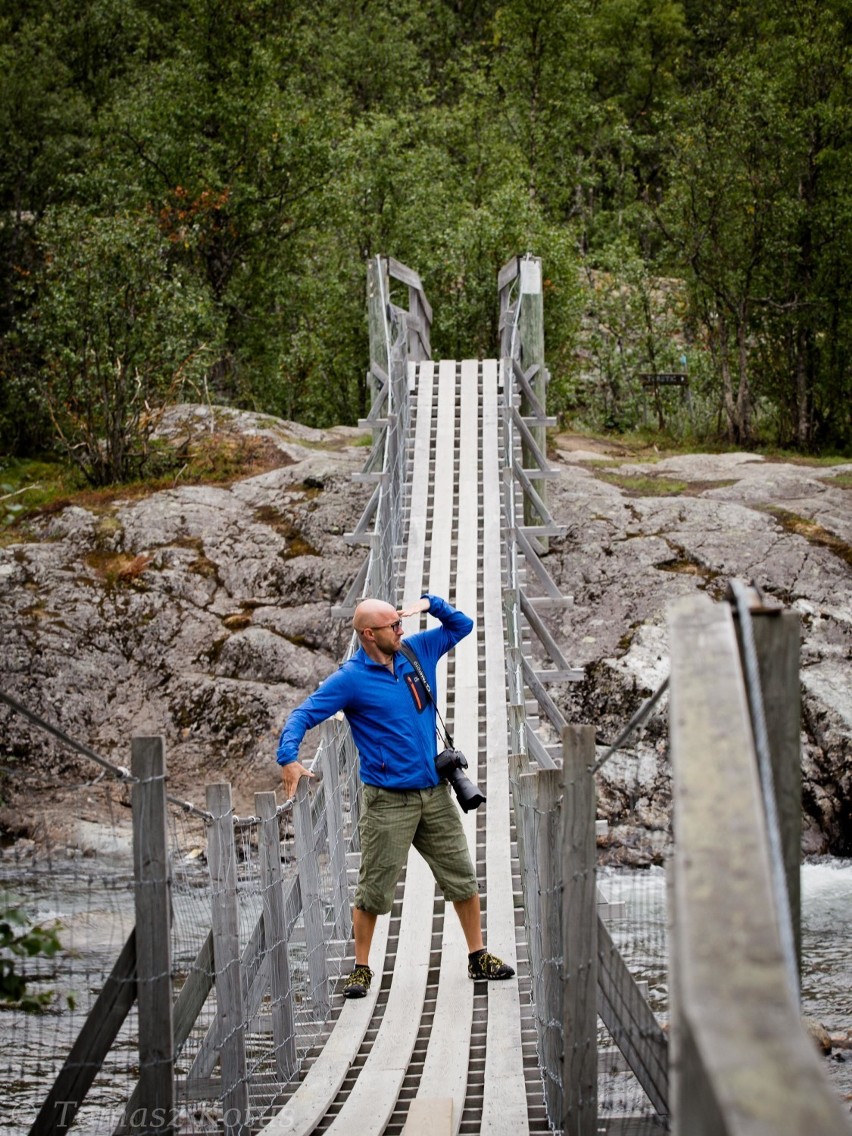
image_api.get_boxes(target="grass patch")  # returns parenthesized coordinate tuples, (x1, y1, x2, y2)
(254, 505, 321, 558)
(593, 470, 689, 497)
(0, 433, 292, 542)
(768, 508, 852, 567)
(821, 470, 852, 489)
(84, 551, 153, 588)
(1, 459, 86, 531)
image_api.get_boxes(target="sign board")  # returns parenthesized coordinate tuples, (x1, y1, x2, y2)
(638, 373, 688, 387)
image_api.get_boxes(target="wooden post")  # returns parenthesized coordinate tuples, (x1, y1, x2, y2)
(750, 610, 802, 972)
(131, 737, 174, 1135)
(292, 775, 330, 1019)
(516, 766, 563, 1125)
(669, 594, 848, 1136)
(256, 791, 297, 1083)
(561, 725, 598, 1136)
(206, 783, 250, 1136)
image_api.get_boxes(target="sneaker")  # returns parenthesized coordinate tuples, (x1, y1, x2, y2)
(468, 949, 515, 981)
(343, 964, 373, 998)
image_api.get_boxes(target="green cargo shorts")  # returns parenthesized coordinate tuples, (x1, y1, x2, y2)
(354, 782, 479, 915)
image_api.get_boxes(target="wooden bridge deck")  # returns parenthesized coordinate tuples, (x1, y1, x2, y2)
(259, 359, 548, 1134)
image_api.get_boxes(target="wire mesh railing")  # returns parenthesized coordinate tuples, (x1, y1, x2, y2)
(1, 717, 362, 1136)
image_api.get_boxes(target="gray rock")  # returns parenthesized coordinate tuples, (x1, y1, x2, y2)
(0, 407, 369, 842)
(544, 444, 852, 861)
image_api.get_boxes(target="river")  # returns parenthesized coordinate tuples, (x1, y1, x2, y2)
(601, 856, 852, 1108)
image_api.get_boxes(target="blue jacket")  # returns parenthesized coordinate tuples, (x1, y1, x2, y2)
(276, 595, 473, 789)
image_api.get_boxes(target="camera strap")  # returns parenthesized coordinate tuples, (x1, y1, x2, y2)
(397, 641, 454, 750)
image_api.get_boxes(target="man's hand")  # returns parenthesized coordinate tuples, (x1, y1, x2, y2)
(281, 760, 315, 800)
(399, 596, 431, 619)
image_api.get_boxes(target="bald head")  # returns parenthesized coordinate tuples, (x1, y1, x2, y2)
(353, 598, 398, 634)
(353, 599, 405, 664)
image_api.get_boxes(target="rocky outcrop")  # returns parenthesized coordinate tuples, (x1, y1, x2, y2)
(0, 411, 849, 859)
(543, 441, 852, 861)
(0, 406, 370, 833)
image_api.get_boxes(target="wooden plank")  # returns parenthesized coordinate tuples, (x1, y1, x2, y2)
(171, 933, 214, 1047)
(519, 590, 576, 677)
(363, 371, 389, 414)
(519, 467, 561, 480)
(325, 853, 435, 1133)
(120, 932, 215, 1134)
(561, 725, 598, 1136)
(668, 594, 849, 1136)
(481, 358, 530, 1136)
(256, 914, 392, 1136)
(509, 754, 538, 986)
(513, 527, 566, 602)
(513, 460, 563, 531)
(402, 1098, 454, 1134)
(511, 357, 548, 421)
(330, 553, 369, 619)
(535, 668, 585, 683)
(205, 782, 250, 1136)
(386, 258, 433, 338)
(345, 480, 381, 552)
(257, 791, 297, 1082)
(520, 654, 567, 735)
(498, 255, 520, 292)
(320, 729, 352, 942)
(131, 737, 174, 1134)
(405, 359, 435, 597)
(509, 406, 551, 473)
(30, 930, 137, 1136)
(415, 357, 477, 1125)
(187, 873, 304, 1088)
(386, 255, 423, 291)
(187, 892, 263, 1085)
(525, 725, 558, 771)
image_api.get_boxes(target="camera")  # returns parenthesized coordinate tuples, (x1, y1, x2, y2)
(435, 748, 486, 813)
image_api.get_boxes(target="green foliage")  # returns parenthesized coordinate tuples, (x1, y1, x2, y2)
(0, 0, 848, 464)
(0, 891, 63, 1012)
(22, 206, 219, 485)
(0, 457, 83, 532)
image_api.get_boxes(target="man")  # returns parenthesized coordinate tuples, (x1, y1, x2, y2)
(277, 593, 514, 998)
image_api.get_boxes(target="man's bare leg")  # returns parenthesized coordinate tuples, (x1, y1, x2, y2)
(353, 906, 378, 967)
(452, 893, 484, 952)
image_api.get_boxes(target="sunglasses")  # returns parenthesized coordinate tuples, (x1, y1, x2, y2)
(370, 619, 403, 632)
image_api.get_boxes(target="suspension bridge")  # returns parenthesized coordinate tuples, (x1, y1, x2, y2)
(4, 255, 850, 1136)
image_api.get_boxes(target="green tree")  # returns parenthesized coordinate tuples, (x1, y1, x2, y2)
(24, 206, 218, 485)
(655, 54, 792, 444)
(751, 1, 852, 448)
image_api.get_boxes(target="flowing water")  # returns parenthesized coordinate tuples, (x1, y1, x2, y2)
(800, 858, 852, 1101)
